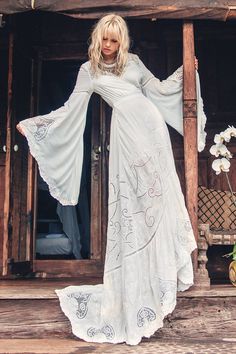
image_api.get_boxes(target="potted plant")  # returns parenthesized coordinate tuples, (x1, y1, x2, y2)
(223, 244, 236, 286)
(210, 125, 236, 286)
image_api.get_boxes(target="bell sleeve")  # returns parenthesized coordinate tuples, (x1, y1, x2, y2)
(137, 56, 207, 152)
(18, 63, 93, 206)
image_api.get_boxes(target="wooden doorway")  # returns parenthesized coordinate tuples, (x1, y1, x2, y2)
(2, 40, 109, 277)
(31, 47, 107, 277)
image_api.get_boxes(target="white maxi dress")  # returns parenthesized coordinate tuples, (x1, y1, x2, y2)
(19, 54, 207, 345)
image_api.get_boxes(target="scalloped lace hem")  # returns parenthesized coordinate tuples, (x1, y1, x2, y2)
(55, 277, 193, 345)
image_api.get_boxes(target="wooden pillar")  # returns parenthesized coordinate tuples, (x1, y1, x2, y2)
(182, 21, 198, 271)
(2, 32, 14, 276)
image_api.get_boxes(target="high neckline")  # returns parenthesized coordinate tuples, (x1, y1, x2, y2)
(103, 61, 116, 67)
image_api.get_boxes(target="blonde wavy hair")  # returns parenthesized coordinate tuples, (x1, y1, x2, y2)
(88, 14, 130, 76)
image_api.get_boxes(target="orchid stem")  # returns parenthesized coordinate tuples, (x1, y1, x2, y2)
(225, 172, 236, 207)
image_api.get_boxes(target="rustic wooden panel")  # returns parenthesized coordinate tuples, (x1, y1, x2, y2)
(11, 37, 35, 264)
(0, 163, 5, 274)
(0, 278, 102, 298)
(0, 1, 231, 20)
(24, 58, 37, 263)
(156, 296, 236, 340)
(0, 338, 235, 354)
(11, 140, 22, 262)
(0, 299, 72, 338)
(0, 279, 235, 298)
(90, 95, 102, 261)
(0, 339, 98, 354)
(0, 294, 236, 339)
(2, 32, 14, 276)
(33, 259, 104, 277)
(198, 158, 208, 187)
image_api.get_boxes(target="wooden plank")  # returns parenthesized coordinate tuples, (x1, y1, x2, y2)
(0, 281, 234, 299)
(0, 299, 72, 339)
(0, 165, 5, 275)
(4, 0, 236, 21)
(90, 95, 102, 260)
(0, 339, 99, 354)
(0, 278, 102, 299)
(0, 338, 235, 354)
(182, 21, 198, 271)
(11, 143, 21, 262)
(31, 54, 43, 264)
(0, 295, 236, 340)
(25, 58, 37, 263)
(157, 296, 236, 340)
(33, 259, 104, 277)
(2, 32, 14, 276)
(35, 1, 229, 21)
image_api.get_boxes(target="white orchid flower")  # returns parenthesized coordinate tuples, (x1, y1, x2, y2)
(214, 133, 225, 144)
(210, 143, 233, 158)
(223, 126, 236, 142)
(210, 144, 221, 157)
(212, 158, 231, 175)
(221, 145, 233, 158)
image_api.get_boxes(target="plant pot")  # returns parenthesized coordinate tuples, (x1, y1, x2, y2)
(229, 260, 236, 286)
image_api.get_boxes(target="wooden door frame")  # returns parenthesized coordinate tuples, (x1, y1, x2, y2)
(2, 31, 14, 276)
(28, 46, 105, 277)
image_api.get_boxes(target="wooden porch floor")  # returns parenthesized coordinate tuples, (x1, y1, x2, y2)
(0, 278, 235, 299)
(0, 279, 236, 353)
(0, 277, 102, 299)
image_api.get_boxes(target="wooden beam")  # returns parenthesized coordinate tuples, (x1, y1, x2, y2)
(2, 32, 14, 276)
(182, 21, 198, 271)
(31, 1, 231, 21)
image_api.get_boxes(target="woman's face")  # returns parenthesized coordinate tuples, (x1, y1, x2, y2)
(101, 32, 120, 61)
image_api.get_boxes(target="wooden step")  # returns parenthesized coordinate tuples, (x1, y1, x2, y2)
(0, 339, 110, 354)
(0, 277, 102, 299)
(0, 280, 236, 341)
(1, 338, 236, 354)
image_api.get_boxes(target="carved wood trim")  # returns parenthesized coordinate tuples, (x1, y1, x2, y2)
(183, 99, 197, 118)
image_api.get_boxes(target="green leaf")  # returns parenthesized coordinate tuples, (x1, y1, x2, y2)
(233, 244, 236, 261)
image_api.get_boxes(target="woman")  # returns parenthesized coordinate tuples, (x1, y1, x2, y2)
(17, 14, 206, 345)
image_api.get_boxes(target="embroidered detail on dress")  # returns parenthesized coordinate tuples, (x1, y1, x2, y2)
(159, 279, 177, 307)
(168, 65, 183, 82)
(87, 324, 115, 340)
(137, 307, 156, 327)
(67, 292, 91, 319)
(105, 153, 165, 272)
(33, 117, 55, 141)
(176, 218, 193, 245)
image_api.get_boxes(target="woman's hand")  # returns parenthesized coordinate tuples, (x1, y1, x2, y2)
(16, 123, 25, 136)
(195, 57, 198, 70)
